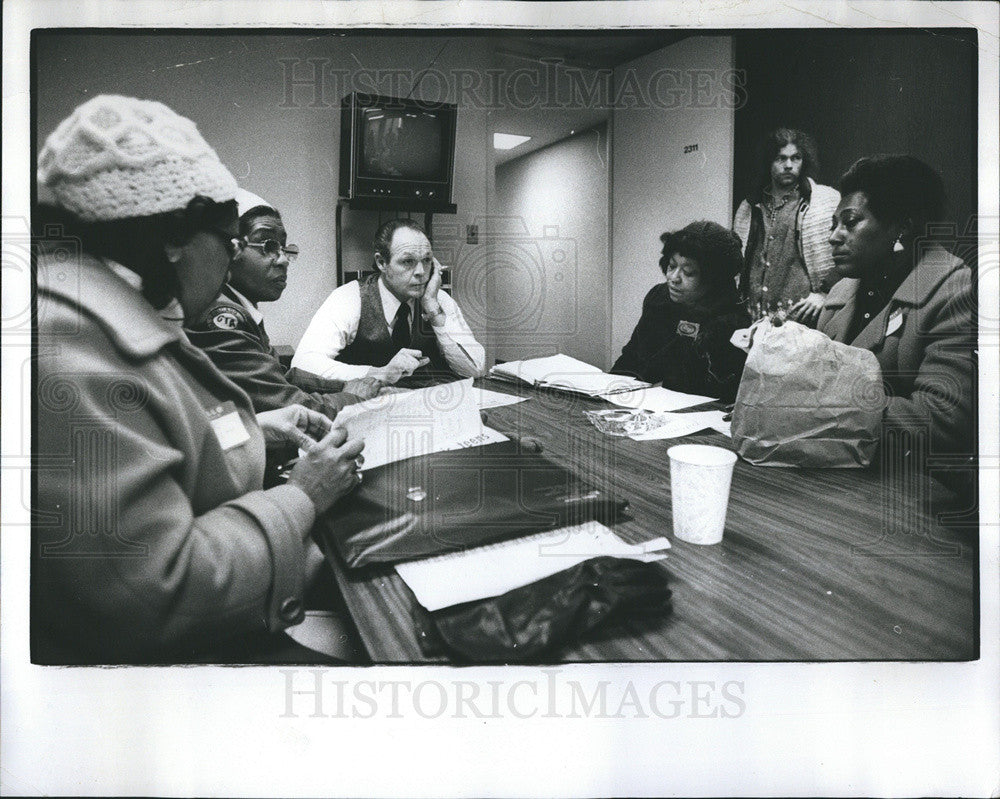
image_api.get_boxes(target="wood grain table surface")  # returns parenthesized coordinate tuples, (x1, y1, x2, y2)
(315, 380, 978, 664)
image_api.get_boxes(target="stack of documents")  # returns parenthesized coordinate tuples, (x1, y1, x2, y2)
(488, 353, 650, 397)
(395, 520, 670, 611)
(332, 378, 508, 471)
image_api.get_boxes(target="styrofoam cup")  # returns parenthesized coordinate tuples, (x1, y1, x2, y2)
(668, 444, 738, 545)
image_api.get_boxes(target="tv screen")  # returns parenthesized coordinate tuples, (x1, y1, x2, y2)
(359, 107, 445, 182)
(340, 92, 457, 209)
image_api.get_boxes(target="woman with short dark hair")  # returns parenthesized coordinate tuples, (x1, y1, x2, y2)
(611, 220, 749, 401)
(820, 154, 974, 490)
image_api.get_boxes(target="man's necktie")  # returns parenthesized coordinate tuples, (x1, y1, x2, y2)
(391, 302, 411, 351)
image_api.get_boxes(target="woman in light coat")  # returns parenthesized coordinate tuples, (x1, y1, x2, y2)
(820, 154, 974, 495)
(33, 95, 364, 663)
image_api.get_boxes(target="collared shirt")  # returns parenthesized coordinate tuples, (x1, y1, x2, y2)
(747, 187, 811, 312)
(376, 277, 415, 338)
(292, 276, 487, 380)
(734, 179, 841, 300)
(227, 284, 265, 326)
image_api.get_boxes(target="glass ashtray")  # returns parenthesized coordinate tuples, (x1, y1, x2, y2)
(584, 408, 662, 436)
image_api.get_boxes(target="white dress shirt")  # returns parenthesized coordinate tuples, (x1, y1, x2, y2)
(292, 277, 486, 380)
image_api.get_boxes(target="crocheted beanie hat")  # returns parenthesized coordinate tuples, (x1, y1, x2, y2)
(38, 94, 238, 222)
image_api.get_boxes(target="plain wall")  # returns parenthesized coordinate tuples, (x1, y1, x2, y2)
(37, 31, 969, 370)
(492, 125, 610, 367)
(610, 35, 736, 360)
(33, 32, 495, 350)
(733, 29, 977, 231)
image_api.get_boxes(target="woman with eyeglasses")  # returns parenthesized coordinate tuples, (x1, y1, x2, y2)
(185, 195, 382, 420)
(610, 220, 749, 402)
(33, 95, 365, 663)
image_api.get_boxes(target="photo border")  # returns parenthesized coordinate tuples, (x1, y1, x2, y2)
(3, 2, 998, 796)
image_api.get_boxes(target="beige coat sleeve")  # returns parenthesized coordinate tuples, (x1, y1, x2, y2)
(882, 266, 975, 456)
(34, 334, 315, 661)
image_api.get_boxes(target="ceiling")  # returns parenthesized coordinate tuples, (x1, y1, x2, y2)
(488, 32, 688, 164)
(495, 32, 687, 71)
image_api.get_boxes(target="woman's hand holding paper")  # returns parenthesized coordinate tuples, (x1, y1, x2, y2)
(287, 425, 366, 514)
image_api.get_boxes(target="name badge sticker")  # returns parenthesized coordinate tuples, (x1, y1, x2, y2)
(207, 401, 251, 451)
(885, 309, 905, 337)
(677, 320, 700, 338)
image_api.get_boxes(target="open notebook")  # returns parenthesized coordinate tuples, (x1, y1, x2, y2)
(488, 353, 650, 397)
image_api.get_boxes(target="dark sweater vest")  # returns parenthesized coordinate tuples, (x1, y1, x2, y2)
(337, 274, 449, 378)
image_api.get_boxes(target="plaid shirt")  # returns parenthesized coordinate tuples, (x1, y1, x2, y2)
(733, 178, 841, 296)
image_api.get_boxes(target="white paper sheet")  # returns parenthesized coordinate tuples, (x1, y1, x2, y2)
(441, 426, 510, 451)
(395, 521, 670, 611)
(490, 353, 603, 383)
(473, 387, 529, 409)
(599, 385, 718, 413)
(332, 378, 508, 470)
(629, 410, 732, 440)
(710, 419, 733, 437)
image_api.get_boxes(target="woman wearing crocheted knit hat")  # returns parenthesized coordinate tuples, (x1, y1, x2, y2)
(33, 95, 365, 663)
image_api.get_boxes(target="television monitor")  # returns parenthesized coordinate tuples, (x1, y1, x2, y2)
(339, 93, 457, 210)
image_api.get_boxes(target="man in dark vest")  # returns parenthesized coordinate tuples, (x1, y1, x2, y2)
(293, 218, 486, 385)
(186, 192, 382, 420)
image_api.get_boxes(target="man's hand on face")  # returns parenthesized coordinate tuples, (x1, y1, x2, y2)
(420, 257, 444, 315)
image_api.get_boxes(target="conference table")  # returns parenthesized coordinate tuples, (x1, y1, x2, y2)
(315, 379, 978, 663)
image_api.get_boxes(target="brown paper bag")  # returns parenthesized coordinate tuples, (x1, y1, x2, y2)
(731, 320, 886, 467)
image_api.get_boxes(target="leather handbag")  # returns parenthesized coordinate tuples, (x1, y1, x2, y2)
(411, 556, 673, 663)
(320, 440, 628, 568)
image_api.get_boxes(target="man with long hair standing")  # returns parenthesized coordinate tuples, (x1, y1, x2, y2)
(733, 127, 841, 325)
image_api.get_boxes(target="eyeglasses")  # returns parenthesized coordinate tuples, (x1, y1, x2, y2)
(242, 238, 300, 262)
